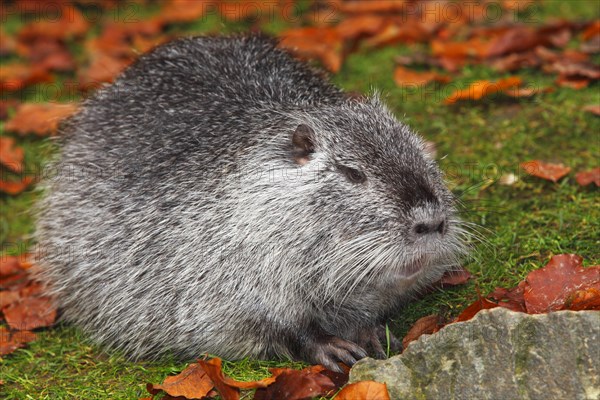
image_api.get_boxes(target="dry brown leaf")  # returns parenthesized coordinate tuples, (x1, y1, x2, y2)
(520, 160, 571, 182)
(581, 20, 600, 41)
(253, 365, 336, 400)
(565, 287, 600, 311)
(0, 326, 37, 356)
(335, 15, 388, 41)
(488, 281, 527, 313)
(444, 76, 522, 104)
(3, 296, 57, 331)
(199, 357, 276, 391)
(524, 254, 600, 313)
(147, 362, 213, 399)
(454, 297, 499, 323)
(335, 381, 390, 400)
(575, 167, 600, 186)
(0, 137, 24, 173)
(4, 103, 78, 136)
(393, 66, 450, 87)
(402, 314, 441, 349)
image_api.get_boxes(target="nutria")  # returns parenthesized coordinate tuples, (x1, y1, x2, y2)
(36, 34, 466, 372)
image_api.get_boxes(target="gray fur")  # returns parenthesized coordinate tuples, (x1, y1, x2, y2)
(35, 34, 466, 370)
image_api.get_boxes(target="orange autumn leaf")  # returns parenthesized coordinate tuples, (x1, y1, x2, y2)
(160, 0, 214, 24)
(17, 5, 89, 42)
(0, 176, 35, 195)
(431, 37, 491, 59)
(335, 15, 388, 41)
(393, 66, 450, 87)
(566, 287, 600, 311)
(78, 52, 133, 90)
(335, 381, 391, 400)
(581, 20, 600, 41)
(147, 362, 213, 399)
(0, 137, 24, 173)
(3, 296, 57, 331)
(4, 103, 78, 136)
(444, 76, 522, 104)
(339, 0, 406, 14)
(575, 167, 600, 186)
(253, 365, 337, 400)
(199, 357, 276, 391)
(279, 27, 344, 72)
(520, 160, 571, 182)
(0, 63, 53, 91)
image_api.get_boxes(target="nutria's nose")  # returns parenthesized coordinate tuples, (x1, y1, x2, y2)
(413, 218, 446, 235)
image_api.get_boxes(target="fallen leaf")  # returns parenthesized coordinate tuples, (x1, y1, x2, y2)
(581, 20, 600, 41)
(0, 63, 53, 92)
(0, 99, 19, 120)
(160, 0, 214, 24)
(575, 167, 600, 186)
(0, 176, 35, 195)
(199, 357, 276, 391)
(4, 103, 78, 136)
(0, 256, 24, 277)
(402, 314, 441, 349)
(438, 268, 472, 286)
(363, 20, 432, 48)
(444, 76, 522, 104)
(147, 362, 213, 399)
(454, 297, 499, 323)
(280, 27, 344, 72)
(3, 296, 57, 331)
(16, 37, 75, 72)
(582, 104, 600, 116)
(0, 137, 24, 173)
(393, 66, 450, 87)
(555, 75, 590, 89)
(520, 160, 571, 182)
(524, 254, 600, 313)
(17, 5, 89, 42)
(335, 15, 388, 41)
(335, 381, 390, 400)
(565, 287, 600, 311)
(78, 52, 133, 90)
(0, 326, 37, 356)
(338, 0, 407, 14)
(253, 365, 336, 400)
(488, 281, 527, 313)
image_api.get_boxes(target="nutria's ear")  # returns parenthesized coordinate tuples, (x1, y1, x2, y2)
(292, 124, 315, 165)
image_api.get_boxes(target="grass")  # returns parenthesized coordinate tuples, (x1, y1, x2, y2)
(1, 1, 599, 399)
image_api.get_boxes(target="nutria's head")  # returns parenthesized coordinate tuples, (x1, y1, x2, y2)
(280, 96, 467, 301)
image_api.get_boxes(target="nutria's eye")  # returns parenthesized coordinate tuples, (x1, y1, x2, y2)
(339, 165, 366, 184)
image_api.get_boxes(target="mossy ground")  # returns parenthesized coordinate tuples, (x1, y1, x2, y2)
(1, 2, 599, 399)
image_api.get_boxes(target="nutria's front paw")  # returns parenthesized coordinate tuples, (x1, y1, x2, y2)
(309, 335, 368, 373)
(357, 325, 403, 359)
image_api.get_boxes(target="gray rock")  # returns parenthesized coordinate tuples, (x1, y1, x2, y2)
(350, 308, 600, 400)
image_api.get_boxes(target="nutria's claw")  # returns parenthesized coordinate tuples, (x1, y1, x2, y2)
(311, 336, 368, 372)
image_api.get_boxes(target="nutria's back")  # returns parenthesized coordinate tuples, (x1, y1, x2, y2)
(36, 34, 465, 371)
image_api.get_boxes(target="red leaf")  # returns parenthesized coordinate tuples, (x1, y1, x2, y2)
(524, 254, 600, 314)
(402, 314, 442, 349)
(575, 167, 600, 187)
(454, 297, 499, 323)
(488, 281, 527, 313)
(520, 160, 571, 182)
(3, 296, 57, 331)
(565, 288, 600, 311)
(279, 27, 344, 73)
